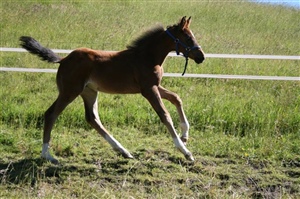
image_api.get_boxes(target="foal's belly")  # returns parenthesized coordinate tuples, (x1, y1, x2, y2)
(87, 77, 141, 94)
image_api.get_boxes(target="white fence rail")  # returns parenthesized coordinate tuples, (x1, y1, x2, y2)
(1, 47, 299, 81)
(1, 67, 299, 81)
(1, 47, 300, 60)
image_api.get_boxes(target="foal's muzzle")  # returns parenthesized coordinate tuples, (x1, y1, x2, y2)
(191, 49, 205, 64)
(194, 55, 205, 64)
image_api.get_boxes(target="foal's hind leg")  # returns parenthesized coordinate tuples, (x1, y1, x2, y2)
(42, 93, 78, 164)
(80, 87, 133, 159)
(158, 86, 190, 144)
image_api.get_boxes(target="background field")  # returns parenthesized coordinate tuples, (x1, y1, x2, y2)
(1, 1, 299, 198)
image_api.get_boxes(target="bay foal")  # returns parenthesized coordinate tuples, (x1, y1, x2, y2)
(20, 16, 205, 164)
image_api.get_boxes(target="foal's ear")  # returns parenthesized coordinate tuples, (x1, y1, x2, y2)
(179, 16, 187, 30)
(186, 16, 192, 28)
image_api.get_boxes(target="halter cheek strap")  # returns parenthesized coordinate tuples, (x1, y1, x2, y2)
(165, 29, 201, 76)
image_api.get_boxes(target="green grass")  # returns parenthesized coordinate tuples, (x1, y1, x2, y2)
(1, 1, 300, 198)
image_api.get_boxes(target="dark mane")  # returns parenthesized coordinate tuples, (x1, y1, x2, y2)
(127, 25, 165, 51)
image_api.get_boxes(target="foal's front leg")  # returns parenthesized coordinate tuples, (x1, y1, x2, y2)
(158, 86, 190, 144)
(142, 86, 194, 161)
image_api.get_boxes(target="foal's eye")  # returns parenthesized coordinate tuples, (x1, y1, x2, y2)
(186, 36, 193, 43)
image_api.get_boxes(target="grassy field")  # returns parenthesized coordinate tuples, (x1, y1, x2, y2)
(1, 1, 300, 198)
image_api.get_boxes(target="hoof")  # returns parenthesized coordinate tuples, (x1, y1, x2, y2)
(121, 152, 134, 159)
(49, 158, 60, 165)
(117, 148, 134, 159)
(41, 152, 59, 165)
(41, 155, 59, 165)
(185, 153, 195, 162)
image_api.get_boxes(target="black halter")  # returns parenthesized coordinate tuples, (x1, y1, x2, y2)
(166, 29, 201, 76)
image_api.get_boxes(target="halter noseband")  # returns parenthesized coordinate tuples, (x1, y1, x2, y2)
(166, 29, 201, 76)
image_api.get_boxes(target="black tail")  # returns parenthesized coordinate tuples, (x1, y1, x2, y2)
(19, 36, 61, 63)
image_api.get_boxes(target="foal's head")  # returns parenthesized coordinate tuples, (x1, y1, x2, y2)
(166, 16, 205, 64)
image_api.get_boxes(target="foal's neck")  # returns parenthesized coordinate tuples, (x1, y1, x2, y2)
(150, 31, 174, 66)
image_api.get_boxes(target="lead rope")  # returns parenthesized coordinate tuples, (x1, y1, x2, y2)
(174, 37, 190, 76)
(182, 56, 189, 76)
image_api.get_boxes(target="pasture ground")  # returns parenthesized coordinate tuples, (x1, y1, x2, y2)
(1, 1, 299, 198)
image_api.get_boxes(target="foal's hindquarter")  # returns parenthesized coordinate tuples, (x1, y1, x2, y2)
(42, 46, 194, 163)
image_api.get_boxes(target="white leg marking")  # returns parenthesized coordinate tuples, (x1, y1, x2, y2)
(41, 143, 59, 164)
(173, 136, 188, 153)
(105, 135, 133, 158)
(173, 136, 194, 161)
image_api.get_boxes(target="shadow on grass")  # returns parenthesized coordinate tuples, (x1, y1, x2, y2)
(0, 158, 63, 186)
(0, 157, 120, 186)
(1, 152, 299, 198)
(0, 149, 197, 187)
